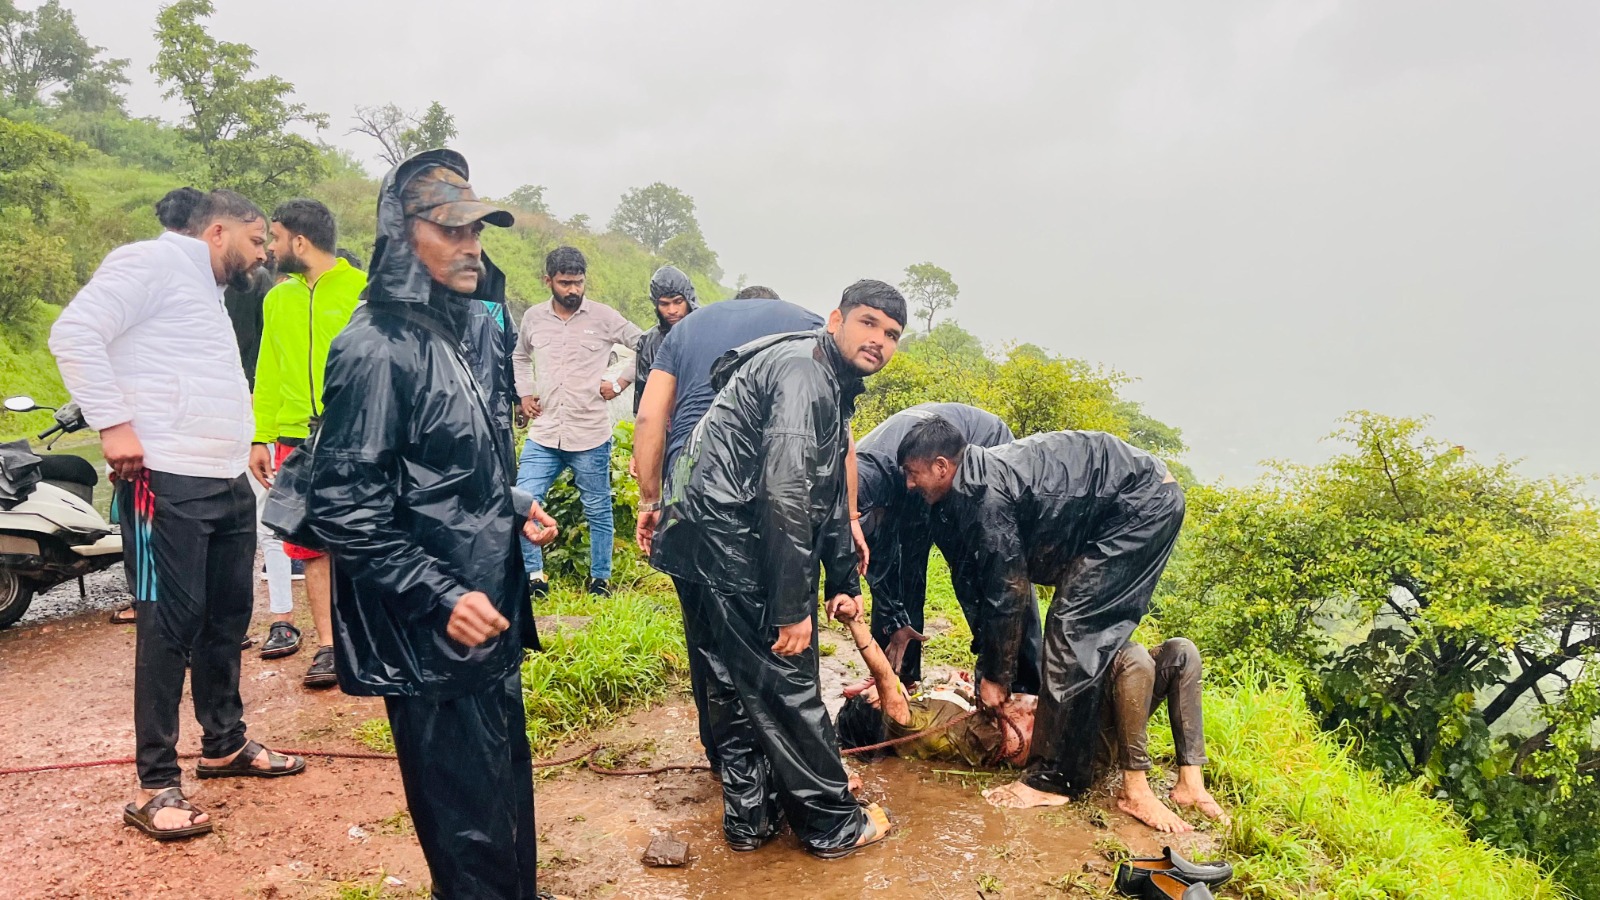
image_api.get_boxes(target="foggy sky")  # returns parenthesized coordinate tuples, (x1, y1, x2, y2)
(60, 1, 1600, 483)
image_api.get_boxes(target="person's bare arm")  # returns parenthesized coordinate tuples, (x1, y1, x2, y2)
(633, 371, 677, 554)
(843, 612, 911, 726)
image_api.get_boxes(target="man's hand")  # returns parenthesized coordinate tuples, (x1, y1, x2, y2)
(825, 595, 862, 624)
(519, 395, 542, 420)
(446, 591, 509, 648)
(248, 443, 274, 488)
(851, 518, 870, 576)
(523, 502, 558, 546)
(771, 617, 813, 657)
(884, 625, 929, 673)
(598, 379, 620, 401)
(635, 508, 661, 555)
(978, 677, 1011, 710)
(101, 423, 145, 480)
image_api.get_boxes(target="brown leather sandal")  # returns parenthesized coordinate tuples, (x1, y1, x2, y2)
(122, 787, 212, 840)
(195, 739, 305, 779)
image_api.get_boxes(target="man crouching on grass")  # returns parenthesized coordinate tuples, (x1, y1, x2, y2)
(300, 149, 560, 900)
(830, 598, 1228, 832)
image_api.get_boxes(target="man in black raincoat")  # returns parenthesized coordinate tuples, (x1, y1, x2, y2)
(897, 416, 1184, 809)
(649, 280, 906, 858)
(632, 265, 698, 414)
(303, 149, 560, 899)
(854, 402, 1041, 690)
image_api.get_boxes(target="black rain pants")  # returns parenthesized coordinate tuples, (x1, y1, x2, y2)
(385, 669, 538, 900)
(704, 584, 865, 853)
(672, 576, 736, 772)
(1024, 479, 1185, 798)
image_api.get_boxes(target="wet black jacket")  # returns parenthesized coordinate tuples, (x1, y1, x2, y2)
(633, 266, 699, 413)
(305, 149, 536, 698)
(463, 290, 517, 465)
(652, 329, 862, 626)
(931, 432, 1170, 687)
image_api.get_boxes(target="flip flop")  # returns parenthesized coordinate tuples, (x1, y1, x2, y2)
(122, 787, 212, 841)
(809, 803, 892, 860)
(195, 739, 306, 779)
(108, 604, 136, 625)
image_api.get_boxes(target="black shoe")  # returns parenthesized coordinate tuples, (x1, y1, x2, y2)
(259, 622, 302, 659)
(289, 559, 306, 581)
(1115, 846, 1233, 896)
(529, 574, 549, 598)
(1142, 872, 1215, 900)
(587, 578, 611, 597)
(303, 645, 337, 688)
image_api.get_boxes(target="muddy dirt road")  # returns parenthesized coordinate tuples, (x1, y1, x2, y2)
(0, 587, 1219, 899)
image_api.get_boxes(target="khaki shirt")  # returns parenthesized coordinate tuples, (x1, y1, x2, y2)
(512, 300, 643, 452)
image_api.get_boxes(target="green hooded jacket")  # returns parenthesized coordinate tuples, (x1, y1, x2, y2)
(252, 258, 366, 443)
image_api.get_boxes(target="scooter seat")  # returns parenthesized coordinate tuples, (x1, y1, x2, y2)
(38, 455, 97, 489)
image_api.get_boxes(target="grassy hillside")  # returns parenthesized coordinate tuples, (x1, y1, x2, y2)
(0, 304, 73, 442)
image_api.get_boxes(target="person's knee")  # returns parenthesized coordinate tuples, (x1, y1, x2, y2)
(1162, 637, 1201, 675)
(1117, 642, 1156, 683)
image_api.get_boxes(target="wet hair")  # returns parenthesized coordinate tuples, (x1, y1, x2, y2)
(155, 187, 205, 232)
(896, 415, 968, 468)
(545, 245, 587, 277)
(734, 285, 780, 300)
(835, 694, 889, 760)
(271, 198, 338, 254)
(335, 247, 364, 270)
(838, 279, 908, 328)
(189, 190, 265, 232)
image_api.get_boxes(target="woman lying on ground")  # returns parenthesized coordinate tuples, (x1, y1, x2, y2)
(830, 599, 1228, 833)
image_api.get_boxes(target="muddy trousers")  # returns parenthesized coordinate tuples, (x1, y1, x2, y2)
(121, 471, 256, 789)
(1025, 481, 1186, 799)
(704, 585, 866, 852)
(1100, 638, 1208, 773)
(385, 669, 538, 900)
(672, 577, 740, 772)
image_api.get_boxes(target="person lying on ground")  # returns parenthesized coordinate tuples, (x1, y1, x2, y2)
(898, 416, 1186, 810)
(830, 599, 1228, 831)
(854, 402, 1032, 689)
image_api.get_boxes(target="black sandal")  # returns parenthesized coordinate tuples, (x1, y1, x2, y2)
(122, 787, 212, 840)
(195, 739, 306, 779)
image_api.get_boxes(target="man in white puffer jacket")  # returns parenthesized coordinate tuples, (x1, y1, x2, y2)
(50, 190, 308, 842)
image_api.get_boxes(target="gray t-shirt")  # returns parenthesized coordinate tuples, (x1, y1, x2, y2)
(652, 298, 824, 461)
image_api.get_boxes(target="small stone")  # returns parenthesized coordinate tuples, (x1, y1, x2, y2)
(641, 835, 689, 867)
(383, 876, 405, 888)
(347, 825, 369, 840)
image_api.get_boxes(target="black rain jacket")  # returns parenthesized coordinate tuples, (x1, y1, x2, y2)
(930, 431, 1170, 687)
(651, 329, 862, 626)
(633, 266, 699, 413)
(305, 149, 537, 698)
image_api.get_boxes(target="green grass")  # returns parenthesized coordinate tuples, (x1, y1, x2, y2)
(0, 303, 72, 442)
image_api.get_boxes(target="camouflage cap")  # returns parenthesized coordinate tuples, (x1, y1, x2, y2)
(402, 165, 514, 228)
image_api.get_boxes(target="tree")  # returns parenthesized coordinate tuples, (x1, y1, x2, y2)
(608, 182, 698, 252)
(0, 0, 127, 108)
(1160, 412, 1600, 891)
(900, 262, 959, 334)
(350, 100, 456, 168)
(662, 229, 719, 278)
(151, 0, 328, 202)
(0, 115, 82, 220)
(503, 184, 550, 216)
(0, 116, 82, 318)
(565, 213, 590, 232)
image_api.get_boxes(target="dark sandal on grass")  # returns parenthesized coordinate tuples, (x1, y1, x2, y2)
(195, 739, 305, 779)
(809, 803, 892, 860)
(122, 787, 212, 840)
(108, 603, 136, 625)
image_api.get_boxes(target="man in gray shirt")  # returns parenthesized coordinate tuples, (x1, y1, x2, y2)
(511, 246, 642, 596)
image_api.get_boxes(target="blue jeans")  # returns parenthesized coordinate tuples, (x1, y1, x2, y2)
(517, 439, 614, 580)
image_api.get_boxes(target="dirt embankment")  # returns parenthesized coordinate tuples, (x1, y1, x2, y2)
(0, 591, 1219, 899)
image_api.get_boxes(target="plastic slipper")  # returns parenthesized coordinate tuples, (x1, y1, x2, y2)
(809, 803, 892, 860)
(122, 787, 212, 841)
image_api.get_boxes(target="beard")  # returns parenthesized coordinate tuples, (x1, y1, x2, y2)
(223, 247, 257, 292)
(275, 245, 306, 276)
(554, 291, 584, 310)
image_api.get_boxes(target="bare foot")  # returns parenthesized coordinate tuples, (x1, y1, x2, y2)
(1170, 784, 1230, 824)
(134, 788, 210, 832)
(983, 780, 1071, 809)
(1117, 791, 1193, 833)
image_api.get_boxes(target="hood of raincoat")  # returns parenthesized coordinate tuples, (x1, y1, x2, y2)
(647, 265, 699, 331)
(651, 328, 864, 624)
(301, 150, 534, 699)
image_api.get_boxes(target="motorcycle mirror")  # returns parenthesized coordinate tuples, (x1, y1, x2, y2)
(3, 396, 39, 413)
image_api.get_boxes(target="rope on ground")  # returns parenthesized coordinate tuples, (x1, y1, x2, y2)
(0, 707, 993, 778)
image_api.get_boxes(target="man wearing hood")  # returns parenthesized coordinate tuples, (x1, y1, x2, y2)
(632, 265, 697, 414)
(300, 149, 559, 899)
(648, 280, 905, 859)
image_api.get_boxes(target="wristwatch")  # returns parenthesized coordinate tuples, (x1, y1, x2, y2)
(610, 379, 624, 396)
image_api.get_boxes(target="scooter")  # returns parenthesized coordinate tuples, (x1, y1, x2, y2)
(0, 396, 122, 628)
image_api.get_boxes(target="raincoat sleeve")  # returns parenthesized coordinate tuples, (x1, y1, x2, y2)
(956, 495, 1032, 687)
(307, 339, 468, 622)
(757, 357, 840, 627)
(819, 483, 862, 600)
